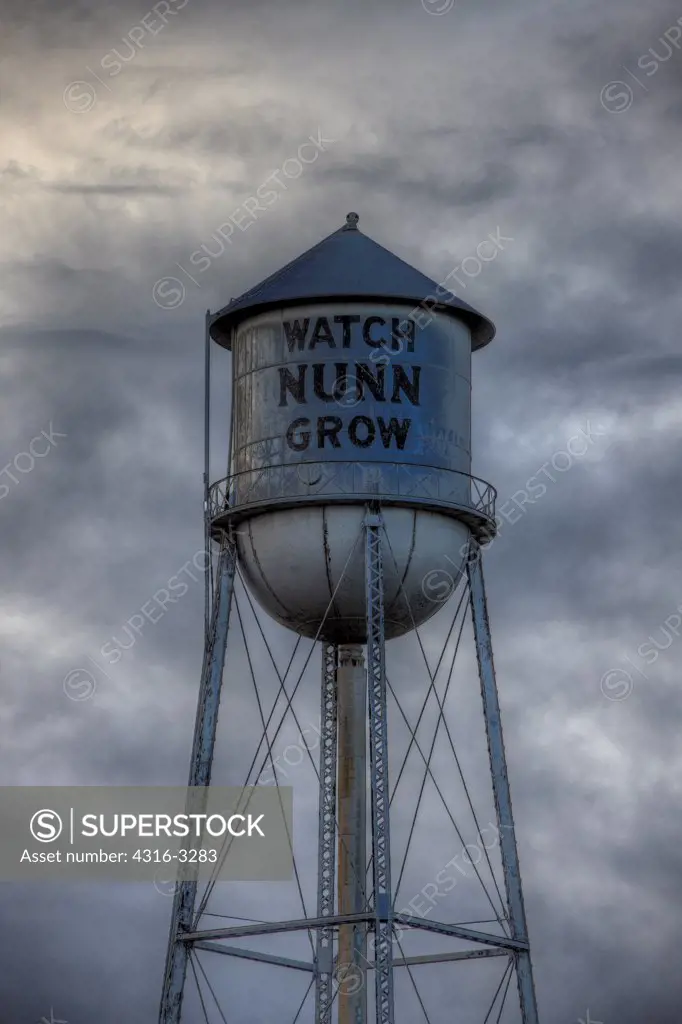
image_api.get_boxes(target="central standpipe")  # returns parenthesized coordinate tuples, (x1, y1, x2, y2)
(336, 644, 368, 1024)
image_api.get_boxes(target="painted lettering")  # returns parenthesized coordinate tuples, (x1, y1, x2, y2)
(355, 362, 386, 401)
(392, 317, 415, 352)
(309, 316, 336, 348)
(377, 417, 411, 449)
(348, 415, 376, 448)
(334, 314, 361, 348)
(286, 417, 311, 451)
(283, 319, 310, 352)
(313, 363, 347, 402)
(317, 416, 343, 448)
(363, 316, 387, 347)
(391, 365, 421, 405)
(279, 365, 307, 406)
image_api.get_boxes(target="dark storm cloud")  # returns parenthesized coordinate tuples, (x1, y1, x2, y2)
(1, 0, 682, 1020)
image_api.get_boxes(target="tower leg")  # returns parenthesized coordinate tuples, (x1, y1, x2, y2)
(159, 533, 237, 1024)
(337, 644, 368, 1024)
(315, 643, 339, 1024)
(364, 509, 395, 1024)
(466, 541, 540, 1024)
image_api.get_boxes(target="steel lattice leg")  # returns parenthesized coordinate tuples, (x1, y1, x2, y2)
(159, 534, 237, 1024)
(364, 509, 394, 1024)
(315, 642, 339, 1024)
(466, 541, 540, 1024)
(337, 643, 368, 1024)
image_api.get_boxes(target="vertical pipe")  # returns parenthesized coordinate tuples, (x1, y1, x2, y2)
(225, 324, 236, 483)
(466, 541, 540, 1024)
(315, 643, 339, 1024)
(204, 310, 211, 643)
(337, 643, 368, 1024)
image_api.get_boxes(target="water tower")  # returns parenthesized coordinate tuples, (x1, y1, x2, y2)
(159, 214, 539, 1023)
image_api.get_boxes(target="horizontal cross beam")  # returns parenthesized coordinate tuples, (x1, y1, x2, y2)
(395, 914, 528, 953)
(181, 913, 527, 953)
(193, 943, 509, 972)
(193, 941, 314, 972)
(181, 912, 373, 943)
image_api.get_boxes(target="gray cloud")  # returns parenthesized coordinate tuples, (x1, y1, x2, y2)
(1, 0, 681, 1020)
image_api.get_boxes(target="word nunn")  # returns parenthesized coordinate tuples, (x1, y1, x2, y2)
(279, 362, 420, 407)
(279, 315, 423, 452)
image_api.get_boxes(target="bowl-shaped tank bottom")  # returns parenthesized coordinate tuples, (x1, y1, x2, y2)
(235, 505, 471, 643)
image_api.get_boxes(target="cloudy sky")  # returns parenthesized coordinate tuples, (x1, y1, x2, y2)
(2, 0, 682, 1020)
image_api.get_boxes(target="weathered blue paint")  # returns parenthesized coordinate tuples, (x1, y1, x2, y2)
(158, 538, 236, 1024)
(467, 542, 540, 1024)
(209, 214, 495, 351)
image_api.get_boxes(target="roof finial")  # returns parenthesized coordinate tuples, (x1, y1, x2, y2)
(344, 212, 359, 230)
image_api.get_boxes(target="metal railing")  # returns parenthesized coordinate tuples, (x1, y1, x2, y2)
(209, 460, 496, 530)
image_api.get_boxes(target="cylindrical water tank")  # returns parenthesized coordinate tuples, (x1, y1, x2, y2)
(209, 215, 496, 642)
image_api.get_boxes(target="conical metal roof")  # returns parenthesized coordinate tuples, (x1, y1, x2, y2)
(209, 213, 495, 349)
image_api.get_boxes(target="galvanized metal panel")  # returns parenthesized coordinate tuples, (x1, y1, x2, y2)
(231, 301, 472, 495)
